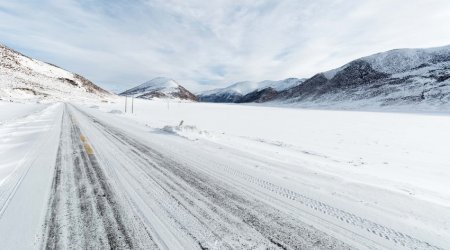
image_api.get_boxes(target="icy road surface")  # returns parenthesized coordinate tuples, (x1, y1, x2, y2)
(0, 101, 448, 249)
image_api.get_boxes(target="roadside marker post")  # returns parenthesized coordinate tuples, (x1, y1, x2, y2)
(125, 96, 128, 113)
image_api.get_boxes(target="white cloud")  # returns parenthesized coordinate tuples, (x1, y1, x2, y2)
(1, 0, 450, 92)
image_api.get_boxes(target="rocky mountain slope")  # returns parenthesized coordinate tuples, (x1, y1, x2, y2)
(0, 44, 112, 102)
(120, 77, 197, 101)
(199, 45, 450, 110)
(273, 45, 450, 109)
(198, 78, 304, 103)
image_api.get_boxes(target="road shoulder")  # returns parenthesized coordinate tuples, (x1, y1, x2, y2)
(0, 103, 63, 249)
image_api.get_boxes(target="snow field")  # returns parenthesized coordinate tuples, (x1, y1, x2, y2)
(84, 97, 450, 248)
(0, 103, 63, 249)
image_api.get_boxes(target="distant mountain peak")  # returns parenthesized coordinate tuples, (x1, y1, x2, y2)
(198, 78, 304, 103)
(120, 77, 197, 101)
(127, 77, 179, 93)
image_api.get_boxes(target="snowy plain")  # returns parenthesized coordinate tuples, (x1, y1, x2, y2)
(0, 98, 449, 249)
(85, 97, 450, 248)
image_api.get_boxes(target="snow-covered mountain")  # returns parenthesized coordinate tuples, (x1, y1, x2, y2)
(273, 45, 450, 109)
(120, 77, 197, 101)
(198, 78, 304, 103)
(0, 44, 112, 102)
(199, 45, 450, 110)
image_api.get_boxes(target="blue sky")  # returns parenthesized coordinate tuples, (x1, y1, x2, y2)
(1, 0, 450, 92)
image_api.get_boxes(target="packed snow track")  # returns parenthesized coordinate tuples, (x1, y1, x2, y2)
(0, 103, 446, 249)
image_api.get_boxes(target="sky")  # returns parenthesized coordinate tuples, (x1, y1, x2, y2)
(1, 0, 450, 93)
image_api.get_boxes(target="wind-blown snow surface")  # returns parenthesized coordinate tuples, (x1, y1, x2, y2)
(0, 102, 62, 249)
(89, 98, 450, 248)
(0, 101, 50, 186)
(0, 101, 47, 121)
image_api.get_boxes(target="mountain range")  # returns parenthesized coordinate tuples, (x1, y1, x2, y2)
(273, 45, 450, 109)
(198, 78, 305, 103)
(199, 45, 450, 109)
(2, 41, 450, 110)
(0, 44, 112, 102)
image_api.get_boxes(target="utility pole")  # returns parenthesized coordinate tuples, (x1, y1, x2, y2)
(125, 96, 127, 113)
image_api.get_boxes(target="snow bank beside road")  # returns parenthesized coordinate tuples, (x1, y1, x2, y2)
(0, 103, 62, 249)
(162, 123, 211, 140)
(0, 101, 47, 122)
(0, 103, 60, 200)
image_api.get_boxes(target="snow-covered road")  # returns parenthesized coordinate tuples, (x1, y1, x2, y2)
(42, 105, 158, 249)
(56, 104, 353, 249)
(0, 102, 448, 249)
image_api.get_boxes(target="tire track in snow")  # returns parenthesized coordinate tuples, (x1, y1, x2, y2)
(221, 166, 443, 250)
(41, 105, 157, 249)
(73, 105, 354, 250)
(75, 104, 444, 250)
